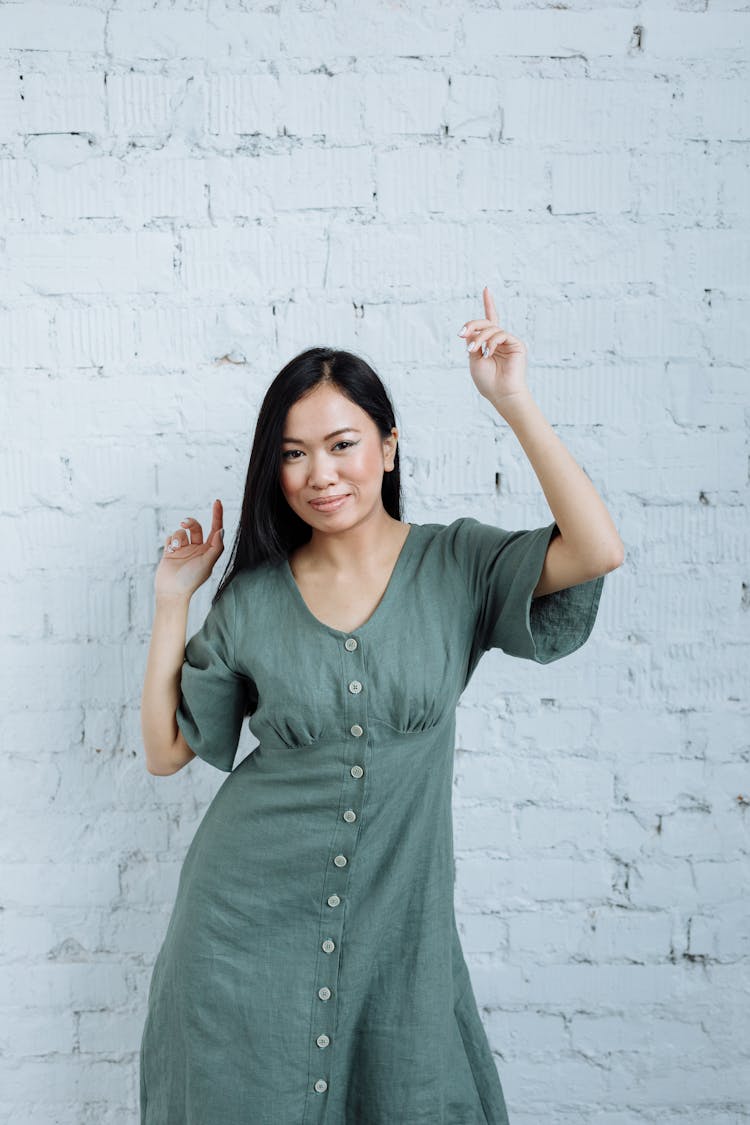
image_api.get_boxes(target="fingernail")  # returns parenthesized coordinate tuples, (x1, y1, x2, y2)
(468, 341, 477, 351)
(458, 326, 467, 337)
(220, 528, 225, 540)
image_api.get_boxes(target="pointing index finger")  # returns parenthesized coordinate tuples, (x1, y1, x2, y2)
(209, 498, 223, 543)
(483, 286, 498, 323)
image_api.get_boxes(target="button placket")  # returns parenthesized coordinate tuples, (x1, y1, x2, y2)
(305, 634, 367, 1119)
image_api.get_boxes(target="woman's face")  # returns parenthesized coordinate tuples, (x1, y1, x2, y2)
(279, 383, 398, 532)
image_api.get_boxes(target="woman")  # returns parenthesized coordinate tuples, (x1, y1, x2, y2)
(139, 287, 624, 1125)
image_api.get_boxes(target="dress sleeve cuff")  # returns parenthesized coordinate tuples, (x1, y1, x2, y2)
(498, 521, 606, 664)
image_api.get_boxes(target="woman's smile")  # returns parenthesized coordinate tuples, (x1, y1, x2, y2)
(309, 494, 351, 512)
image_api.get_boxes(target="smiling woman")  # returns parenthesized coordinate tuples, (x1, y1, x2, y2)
(213, 346, 407, 585)
(277, 381, 409, 610)
(139, 321, 622, 1125)
(279, 403, 380, 519)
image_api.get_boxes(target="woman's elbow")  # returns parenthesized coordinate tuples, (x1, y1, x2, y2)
(144, 732, 195, 776)
(145, 757, 184, 777)
(608, 540, 626, 570)
(594, 535, 626, 575)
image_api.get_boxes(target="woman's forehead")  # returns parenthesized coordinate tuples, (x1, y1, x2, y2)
(283, 385, 371, 436)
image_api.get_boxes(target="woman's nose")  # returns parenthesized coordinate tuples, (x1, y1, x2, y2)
(307, 454, 337, 487)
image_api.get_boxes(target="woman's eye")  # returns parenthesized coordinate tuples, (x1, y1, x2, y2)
(282, 441, 356, 461)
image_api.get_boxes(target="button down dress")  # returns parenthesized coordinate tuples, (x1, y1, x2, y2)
(139, 516, 605, 1125)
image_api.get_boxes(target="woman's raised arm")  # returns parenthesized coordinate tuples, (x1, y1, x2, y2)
(459, 287, 624, 596)
(140, 500, 225, 775)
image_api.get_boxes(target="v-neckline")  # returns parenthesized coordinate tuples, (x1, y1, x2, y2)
(282, 522, 418, 639)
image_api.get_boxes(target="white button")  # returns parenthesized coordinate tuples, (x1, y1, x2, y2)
(316, 1033, 330, 1048)
(322, 939, 335, 953)
(350, 724, 363, 737)
(318, 986, 332, 1000)
(333, 854, 347, 868)
(327, 894, 340, 908)
(348, 680, 362, 694)
(314, 1078, 328, 1093)
(343, 809, 356, 823)
(344, 637, 358, 651)
(350, 764, 364, 778)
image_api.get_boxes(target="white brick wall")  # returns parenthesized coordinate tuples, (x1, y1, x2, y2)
(1, 1, 748, 1121)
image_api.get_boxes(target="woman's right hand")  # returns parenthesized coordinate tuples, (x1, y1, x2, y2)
(155, 499, 226, 603)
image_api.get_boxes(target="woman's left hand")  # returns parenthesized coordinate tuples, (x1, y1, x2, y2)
(459, 286, 528, 405)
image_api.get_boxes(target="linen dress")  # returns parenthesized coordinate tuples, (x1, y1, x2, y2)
(140, 516, 605, 1125)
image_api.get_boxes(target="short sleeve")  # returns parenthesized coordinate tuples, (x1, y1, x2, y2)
(175, 581, 251, 772)
(451, 516, 605, 664)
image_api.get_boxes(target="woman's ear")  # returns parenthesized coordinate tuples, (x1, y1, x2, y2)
(383, 428, 398, 470)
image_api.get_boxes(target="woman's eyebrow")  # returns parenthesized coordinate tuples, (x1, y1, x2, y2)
(281, 427, 361, 443)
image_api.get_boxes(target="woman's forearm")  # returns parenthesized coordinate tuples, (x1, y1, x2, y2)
(140, 596, 196, 775)
(491, 386, 624, 569)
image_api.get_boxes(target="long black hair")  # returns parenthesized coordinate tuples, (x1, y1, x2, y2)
(212, 346, 405, 606)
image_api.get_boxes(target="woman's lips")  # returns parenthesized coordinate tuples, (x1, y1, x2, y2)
(309, 494, 351, 512)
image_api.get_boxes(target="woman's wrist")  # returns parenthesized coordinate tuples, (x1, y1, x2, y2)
(154, 592, 193, 617)
(488, 384, 536, 423)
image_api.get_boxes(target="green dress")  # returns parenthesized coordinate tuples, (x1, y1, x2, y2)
(140, 516, 605, 1125)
